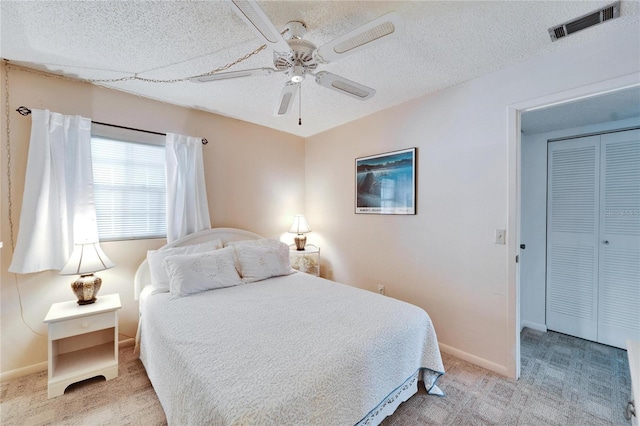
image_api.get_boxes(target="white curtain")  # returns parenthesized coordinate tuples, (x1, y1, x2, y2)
(165, 133, 211, 243)
(9, 110, 98, 274)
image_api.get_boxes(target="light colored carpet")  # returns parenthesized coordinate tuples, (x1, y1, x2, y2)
(382, 328, 631, 425)
(0, 328, 632, 425)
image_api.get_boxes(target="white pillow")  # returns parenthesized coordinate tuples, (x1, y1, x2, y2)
(226, 238, 281, 272)
(164, 247, 242, 298)
(147, 239, 223, 293)
(234, 241, 295, 283)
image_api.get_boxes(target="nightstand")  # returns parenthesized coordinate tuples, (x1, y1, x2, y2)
(290, 244, 320, 276)
(44, 293, 121, 398)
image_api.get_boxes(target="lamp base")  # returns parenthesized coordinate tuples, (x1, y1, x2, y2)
(71, 274, 102, 305)
(294, 234, 307, 251)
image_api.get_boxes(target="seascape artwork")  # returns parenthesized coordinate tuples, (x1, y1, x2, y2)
(355, 148, 416, 214)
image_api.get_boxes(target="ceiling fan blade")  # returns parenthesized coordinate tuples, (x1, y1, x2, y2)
(314, 12, 404, 64)
(189, 68, 276, 83)
(229, 0, 292, 54)
(314, 71, 376, 100)
(275, 83, 299, 116)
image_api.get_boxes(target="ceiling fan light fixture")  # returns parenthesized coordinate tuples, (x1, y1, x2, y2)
(290, 65, 306, 83)
(197, 2, 401, 117)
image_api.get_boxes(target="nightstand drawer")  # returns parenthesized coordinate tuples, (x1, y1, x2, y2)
(49, 312, 115, 340)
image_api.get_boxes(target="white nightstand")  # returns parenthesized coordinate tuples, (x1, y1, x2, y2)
(44, 293, 121, 398)
(290, 244, 320, 277)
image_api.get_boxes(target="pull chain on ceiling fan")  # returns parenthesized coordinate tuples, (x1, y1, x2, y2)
(299, 84, 302, 126)
(190, 0, 404, 121)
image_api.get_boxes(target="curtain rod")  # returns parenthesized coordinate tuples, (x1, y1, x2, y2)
(16, 106, 208, 145)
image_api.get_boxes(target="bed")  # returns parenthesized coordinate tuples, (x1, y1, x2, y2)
(135, 228, 444, 425)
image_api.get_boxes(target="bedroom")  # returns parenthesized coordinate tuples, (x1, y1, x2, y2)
(1, 0, 639, 425)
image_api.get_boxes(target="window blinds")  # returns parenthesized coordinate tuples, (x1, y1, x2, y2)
(91, 136, 166, 240)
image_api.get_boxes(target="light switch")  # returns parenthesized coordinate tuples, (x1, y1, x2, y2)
(495, 229, 506, 245)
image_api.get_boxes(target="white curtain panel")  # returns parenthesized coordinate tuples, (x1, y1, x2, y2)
(165, 133, 211, 243)
(9, 110, 98, 274)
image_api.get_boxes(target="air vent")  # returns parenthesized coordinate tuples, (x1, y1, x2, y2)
(549, 1, 620, 41)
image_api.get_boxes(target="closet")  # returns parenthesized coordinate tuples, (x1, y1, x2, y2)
(546, 128, 639, 349)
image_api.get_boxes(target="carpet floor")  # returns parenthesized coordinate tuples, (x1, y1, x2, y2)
(0, 328, 632, 425)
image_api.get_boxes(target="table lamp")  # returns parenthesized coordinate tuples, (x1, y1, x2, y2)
(289, 215, 311, 250)
(60, 242, 115, 305)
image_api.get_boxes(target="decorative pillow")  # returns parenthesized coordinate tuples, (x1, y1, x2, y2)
(147, 239, 223, 293)
(234, 241, 295, 283)
(164, 247, 242, 298)
(226, 238, 282, 272)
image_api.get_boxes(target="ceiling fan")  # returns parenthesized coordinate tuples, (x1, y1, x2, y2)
(190, 0, 404, 118)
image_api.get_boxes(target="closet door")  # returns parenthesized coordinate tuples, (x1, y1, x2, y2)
(546, 136, 600, 341)
(597, 129, 640, 348)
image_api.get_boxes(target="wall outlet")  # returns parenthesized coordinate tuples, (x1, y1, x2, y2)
(378, 285, 385, 295)
(495, 229, 506, 245)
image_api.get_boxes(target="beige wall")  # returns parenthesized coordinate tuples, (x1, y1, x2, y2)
(305, 25, 640, 377)
(0, 63, 305, 377)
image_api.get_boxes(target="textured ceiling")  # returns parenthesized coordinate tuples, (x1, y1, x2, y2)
(1, 1, 639, 137)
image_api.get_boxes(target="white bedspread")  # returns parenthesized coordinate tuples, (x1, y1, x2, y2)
(139, 272, 444, 425)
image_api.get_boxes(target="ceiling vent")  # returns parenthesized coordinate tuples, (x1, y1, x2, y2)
(549, 1, 620, 41)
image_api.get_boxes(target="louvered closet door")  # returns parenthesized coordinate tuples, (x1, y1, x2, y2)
(546, 136, 600, 341)
(597, 129, 640, 348)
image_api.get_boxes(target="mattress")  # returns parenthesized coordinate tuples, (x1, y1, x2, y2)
(139, 271, 444, 425)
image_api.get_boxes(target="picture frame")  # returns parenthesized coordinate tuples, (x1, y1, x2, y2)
(355, 147, 416, 215)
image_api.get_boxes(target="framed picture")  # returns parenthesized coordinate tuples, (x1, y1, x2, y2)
(355, 147, 416, 215)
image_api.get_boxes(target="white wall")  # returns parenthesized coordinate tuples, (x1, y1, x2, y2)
(306, 25, 640, 377)
(519, 116, 640, 332)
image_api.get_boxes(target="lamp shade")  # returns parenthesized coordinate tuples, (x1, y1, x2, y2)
(289, 215, 311, 234)
(60, 242, 115, 276)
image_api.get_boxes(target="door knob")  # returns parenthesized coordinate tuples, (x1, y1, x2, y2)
(520, 244, 526, 249)
(603, 240, 610, 245)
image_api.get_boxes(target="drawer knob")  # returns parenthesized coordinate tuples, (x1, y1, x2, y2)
(81, 322, 89, 329)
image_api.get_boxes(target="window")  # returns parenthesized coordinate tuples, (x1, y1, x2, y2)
(91, 124, 166, 241)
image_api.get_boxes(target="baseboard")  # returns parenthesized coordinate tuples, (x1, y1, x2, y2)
(1, 338, 136, 383)
(119, 337, 135, 348)
(438, 342, 510, 377)
(0, 361, 47, 383)
(521, 321, 547, 333)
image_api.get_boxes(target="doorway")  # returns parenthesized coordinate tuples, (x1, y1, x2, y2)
(508, 75, 640, 379)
